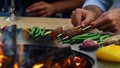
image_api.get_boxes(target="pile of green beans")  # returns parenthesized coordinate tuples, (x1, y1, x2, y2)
(63, 32, 110, 44)
(29, 26, 47, 39)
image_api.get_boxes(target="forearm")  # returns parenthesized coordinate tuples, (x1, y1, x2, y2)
(51, 0, 85, 13)
(84, 5, 103, 18)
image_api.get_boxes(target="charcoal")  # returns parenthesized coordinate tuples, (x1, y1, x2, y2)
(30, 46, 74, 64)
(15, 45, 32, 68)
(14, 44, 74, 68)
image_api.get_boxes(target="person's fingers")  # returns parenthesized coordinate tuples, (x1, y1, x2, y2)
(108, 28, 118, 33)
(29, 10, 46, 16)
(26, 2, 46, 12)
(26, 5, 46, 13)
(27, 1, 45, 9)
(81, 16, 93, 27)
(97, 23, 115, 31)
(71, 14, 77, 26)
(71, 9, 82, 26)
(76, 13, 82, 26)
(41, 13, 49, 17)
(101, 26, 117, 33)
(91, 13, 109, 28)
(98, 23, 117, 33)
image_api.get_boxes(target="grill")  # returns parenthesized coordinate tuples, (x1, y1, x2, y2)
(0, 25, 94, 68)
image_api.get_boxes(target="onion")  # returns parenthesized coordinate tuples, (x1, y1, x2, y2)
(79, 40, 99, 51)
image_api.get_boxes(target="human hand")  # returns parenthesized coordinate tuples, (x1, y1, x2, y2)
(91, 8, 120, 33)
(26, 1, 56, 17)
(71, 8, 96, 27)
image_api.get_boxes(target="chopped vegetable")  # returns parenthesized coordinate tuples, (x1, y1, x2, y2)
(103, 34, 120, 45)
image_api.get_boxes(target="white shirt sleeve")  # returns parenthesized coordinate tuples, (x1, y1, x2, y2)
(82, 0, 113, 12)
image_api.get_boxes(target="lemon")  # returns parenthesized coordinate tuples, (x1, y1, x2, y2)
(96, 44, 120, 62)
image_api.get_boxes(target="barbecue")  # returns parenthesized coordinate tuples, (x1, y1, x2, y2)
(0, 25, 94, 68)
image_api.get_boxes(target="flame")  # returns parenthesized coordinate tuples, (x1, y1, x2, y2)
(0, 63, 2, 67)
(0, 48, 3, 67)
(75, 62, 81, 66)
(66, 58, 71, 65)
(0, 48, 11, 68)
(14, 63, 18, 68)
(0, 55, 4, 67)
(0, 55, 4, 59)
(0, 54, 11, 68)
(54, 63, 60, 67)
(73, 56, 81, 66)
(32, 63, 44, 68)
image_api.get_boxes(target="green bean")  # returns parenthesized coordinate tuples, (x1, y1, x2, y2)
(62, 32, 110, 44)
(63, 33, 99, 44)
(84, 35, 100, 41)
(33, 30, 41, 38)
(63, 37, 85, 44)
(63, 39, 71, 43)
(29, 27, 36, 36)
(71, 38, 87, 41)
(99, 35, 110, 42)
(29, 26, 48, 39)
(71, 32, 99, 39)
(41, 27, 46, 36)
(35, 27, 40, 34)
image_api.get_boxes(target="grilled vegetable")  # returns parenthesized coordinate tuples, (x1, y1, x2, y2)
(103, 34, 120, 45)
(62, 26, 83, 37)
(52, 27, 63, 35)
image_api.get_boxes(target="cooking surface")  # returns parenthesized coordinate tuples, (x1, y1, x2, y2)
(0, 17, 120, 68)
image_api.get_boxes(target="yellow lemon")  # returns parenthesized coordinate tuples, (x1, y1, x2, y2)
(96, 44, 120, 62)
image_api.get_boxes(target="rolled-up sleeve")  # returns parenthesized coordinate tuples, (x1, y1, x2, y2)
(82, 0, 113, 12)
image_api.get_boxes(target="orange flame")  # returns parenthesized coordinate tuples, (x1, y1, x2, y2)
(73, 56, 81, 66)
(0, 63, 2, 67)
(32, 63, 44, 68)
(0, 49, 4, 67)
(14, 63, 18, 68)
(0, 48, 11, 68)
(66, 58, 71, 65)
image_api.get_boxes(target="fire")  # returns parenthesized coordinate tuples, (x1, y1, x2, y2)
(0, 51, 5, 67)
(0, 55, 4, 67)
(0, 48, 11, 68)
(66, 58, 71, 65)
(0, 63, 2, 67)
(73, 56, 81, 66)
(30, 56, 88, 68)
(32, 63, 44, 68)
(14, 63, 18, 68)
(76, 62, 81, 66)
